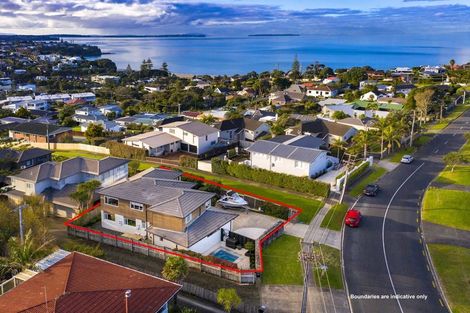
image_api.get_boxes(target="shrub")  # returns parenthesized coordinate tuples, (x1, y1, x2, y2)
(227, 148, 237, 159)
(105, 141, 147, 160)
(211, 158, 330, 197)
(337, 161, 370, 189)
(179, 155, 198, 169)
(62, 240, 105, 258)
(260, 202, 289, 220)
(162, 256, 188, 282)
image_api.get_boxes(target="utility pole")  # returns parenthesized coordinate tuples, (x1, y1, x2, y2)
(46, 121, 50, 151)
(177, 103, 181, 116)
(125, 290, 131, 313)
(410, 109, 416, 147)
(17, 204, 26, 244)
(340, 153, 357, 204)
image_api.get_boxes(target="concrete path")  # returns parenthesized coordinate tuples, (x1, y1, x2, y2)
(301, 204, 342, 249)
(260, 285, 303, 313)
(377, 159, 399, 172)
(285, 222, 309, 238)
(423, 221, 470, 249)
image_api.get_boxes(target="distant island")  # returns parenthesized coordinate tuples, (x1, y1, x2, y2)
(57, 34, 206, 38)
(248, 34, 300, 37)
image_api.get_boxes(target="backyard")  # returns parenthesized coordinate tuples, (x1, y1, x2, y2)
(422, 188, 470, 231)
(428, 244, 470, 313)
(261, 235, 303, 285)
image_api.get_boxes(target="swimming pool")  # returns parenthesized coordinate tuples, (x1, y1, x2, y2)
(211, 248, 239, 263)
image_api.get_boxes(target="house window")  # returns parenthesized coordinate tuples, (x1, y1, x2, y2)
(205, 201, 211, 209)
(26, 183, 32, 189)
(104, 196, 119, 206)
(185, 214, 192, 224)
(169, 129, 175, 134)
(211, 141, 216, 145)
(103, 212, 115, 221)
(124, 218, 136, 227)
(130, 201, 144, 211)
(295, 161, 301, 168)
(183, 131, 188, 136)
(205, 135, 208, 141)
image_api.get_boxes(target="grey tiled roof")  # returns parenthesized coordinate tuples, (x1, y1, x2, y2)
(12, 157, 128, 182)
(98, 178, 214, 218)
(247, 140, 326, 163)
(142, 168, 183, 180)
(163, 121, 219, 136)
(148, 210, 237, 247)
(10, 122, 71, 136)
(301, 119, 353, 137)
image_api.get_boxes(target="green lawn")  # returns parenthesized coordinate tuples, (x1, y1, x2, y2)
(320, 203, 348, 231)
(428, 104, 470, 132)
(428, 244, 470, 313)
(349, 165, 387, 197)
(422, 188, 470, 231)
(436, 166, 470, 186)
(52, 150, 324, 223)
(313, 245, 343, 290)
(261, 235, 303, 285)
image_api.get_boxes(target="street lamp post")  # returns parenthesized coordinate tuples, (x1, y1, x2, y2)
(125, 289, 131, 313)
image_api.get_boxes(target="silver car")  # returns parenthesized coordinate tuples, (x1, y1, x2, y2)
(401, 155, 414, 164)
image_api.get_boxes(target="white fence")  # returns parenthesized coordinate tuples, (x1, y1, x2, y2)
(28, 142, 110, 154)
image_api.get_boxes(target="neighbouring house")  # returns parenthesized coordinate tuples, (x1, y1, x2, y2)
(214, 87, 231, 95)
(215, 118, 270, 142)
(237, 87, 256, 97)
(244, 109, 277, 122)
(182, 111, 202, 120)
(7, 156, 129, 217)
(323, 76, 340, 84)
(269, 86, 305, 105)
(80, 120, 123, 132)
(306, 85, 339, 98)
(123, 131, 181, 156)
(115, 114, 183, 128)
(395, 84, 416, 96)
(267, 134, 327, 150)
(292, 119, 357, 144)
(0, 251, 181, 313)
(0, 77, 12, 91)
(359, 80, 378, 90)
(91, 75, 120, 84)
(0, 148, 51, 170)
(9, 122, 72, 143)
(98, 168, 238, 253)
(377, 97, 406, 106)
(360, 91, 382, 101)
(160, 121, 219, 155)
(246, 139, 331, 178)
(335, 117, 378, 131)
(98, 104, 123, 117)
(2, 99, 49, 112)
(318, 98, 347, 107)
(17, 83, 36, 92)
(70, 92, 96, 103)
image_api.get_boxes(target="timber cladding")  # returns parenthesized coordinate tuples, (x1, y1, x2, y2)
(149, 211, 185, 232)
(100, 196, 146, 220)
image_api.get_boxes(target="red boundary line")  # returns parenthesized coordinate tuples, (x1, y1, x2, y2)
(64, 168, 302, 275)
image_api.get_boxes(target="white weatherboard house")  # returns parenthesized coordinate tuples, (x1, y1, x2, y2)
(98, 168, 238, 254)
(246, 140, 330, 177)
(160, 121, 219, 155)
(123, 130, 181, 156)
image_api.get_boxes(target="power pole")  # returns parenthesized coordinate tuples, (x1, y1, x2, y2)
(177, 103, 181, 116)
(17, 204, 26, 244)
(125, 290, 131, 313)
(340, 153, 357, 204)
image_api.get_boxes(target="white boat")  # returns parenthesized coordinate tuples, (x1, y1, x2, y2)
(218, 191, 248, 208)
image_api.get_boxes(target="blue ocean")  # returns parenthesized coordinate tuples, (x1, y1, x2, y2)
(64, 35, 470, 75)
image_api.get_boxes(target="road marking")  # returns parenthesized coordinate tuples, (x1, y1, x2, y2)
(444, 140, 448, 145)
(453, 133, 458, 137)
(432, 281, 436, 288)
(419, 238, 422, 244)
(427, 265, 430, 272)
(382, 162, 425, 313)
(422, 250, 426, 256)
(416, 218, 419, 223)
(434, 149, 439, 153)
(416, 210, 419, 214)
(440, 299, 445, 307)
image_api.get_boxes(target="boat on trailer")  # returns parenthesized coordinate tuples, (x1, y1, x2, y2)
(218, 191, 248, 208)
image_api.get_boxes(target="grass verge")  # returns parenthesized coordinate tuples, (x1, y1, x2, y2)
(320, 203, 348, 231)
(313, 245, 343, 290)
(428, 244, 470, 313)
(422, 188, 470, 231)
(436, 165, 470, 186)
(428, 104, 470, 132)
(349, 165, 387, 197)
(262, 235, 303, 285)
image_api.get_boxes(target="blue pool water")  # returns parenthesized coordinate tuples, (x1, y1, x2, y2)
(211, 249, 239, 263)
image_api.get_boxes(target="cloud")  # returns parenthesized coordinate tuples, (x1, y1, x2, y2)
(0, 0, 468, 41)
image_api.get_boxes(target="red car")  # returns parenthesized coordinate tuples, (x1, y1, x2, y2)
(345, 209, 362, 227)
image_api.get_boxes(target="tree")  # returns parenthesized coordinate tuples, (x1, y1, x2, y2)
(332, 111, 349, 120)
(70, 180, 101, 211)
(217, 288, 241, 313)
(375, 117, 388, 159)
(353, 130, 371, 159)
(443, 152, 465, 172)
(84, 123, 104, 143)
(0, 201, 19, 255)
(383, 125, 401, 154)
(8, 229, 52, 269)
(161, 62, 169, 73)
(330, 138, 347, 159)
(270, 114, 289, 135)
(128, 160, 140, 176)
(290, 55, 301, 81)
(162, 256, 188, 282)
(414, 89, 435, 125)
(16, 107, 33, 119)
(200, 114, 216, 125)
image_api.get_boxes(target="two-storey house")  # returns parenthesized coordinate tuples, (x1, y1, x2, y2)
(160, 121, 219, 155)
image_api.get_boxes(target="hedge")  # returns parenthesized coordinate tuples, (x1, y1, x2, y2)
(337, 161, 370, 189)
(179, 155, 198, 169)
(261, 202, 289, 220)
(211, 158, 330, 198)
(105, 141, 147, 160)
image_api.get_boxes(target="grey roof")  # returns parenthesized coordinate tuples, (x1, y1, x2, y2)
(243, 118, 265, 131)
(301, 119, 353, 137)
(17, 148, 51, 163)
(283, 135, 326, 149)
(143, 177, 197, 189)
(267, 135, 296, 143)
(148, 210, 237, 247)
(124, 131, 180, 148)
(12, 157, 128, 182)
(99, 178, 214, 218)
(247, 140, 326, 163)
(215, 118, 244, 132)
(163, 121, 219, 136)
(142, 168, 183, 180)
(10, 122, 71, 136)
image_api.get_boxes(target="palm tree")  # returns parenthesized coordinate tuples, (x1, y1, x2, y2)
(353, 130, 371, 159)
(383, 125, 401, 154)
(375, 117, 388, 159)
(366, 102, 379, 117)
(331, 138, 347, 159)
(7, 229, 52, 269)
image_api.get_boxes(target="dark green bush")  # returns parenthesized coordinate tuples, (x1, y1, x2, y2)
(260, 202, 289, 220)
(105, 141, 147, 160)
(211, 158, 330, 198)
(179, 155, 198, 169)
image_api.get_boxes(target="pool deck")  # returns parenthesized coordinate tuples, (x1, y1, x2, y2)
(202, 241, 250, 270)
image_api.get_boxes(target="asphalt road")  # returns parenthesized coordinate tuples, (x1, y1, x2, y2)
(343, 107, 470, 313)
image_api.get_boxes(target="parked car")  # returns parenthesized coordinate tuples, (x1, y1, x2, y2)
(363, 184, 380, 196)
(401, 155, 414, 164)
(345, 209, 362, 227)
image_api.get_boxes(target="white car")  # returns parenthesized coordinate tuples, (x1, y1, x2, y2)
(401, 155, 414, 164)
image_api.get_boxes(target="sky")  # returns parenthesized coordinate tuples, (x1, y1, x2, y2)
(1, 0, 470, 43)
